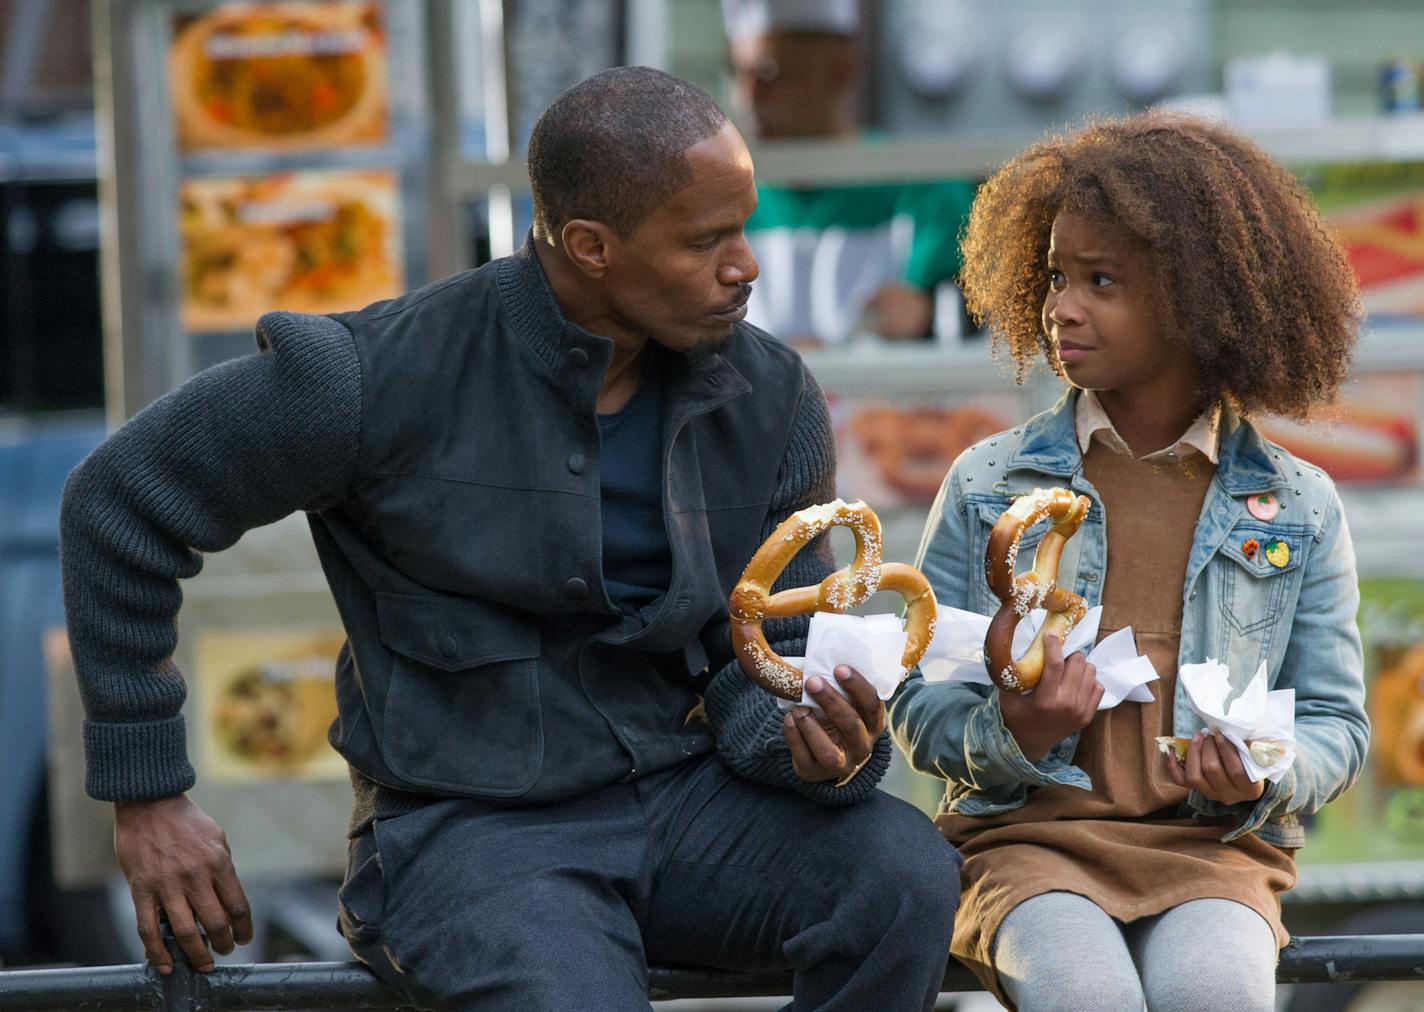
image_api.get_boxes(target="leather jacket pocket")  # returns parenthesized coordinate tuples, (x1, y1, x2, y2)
(376, 592, 543, 796)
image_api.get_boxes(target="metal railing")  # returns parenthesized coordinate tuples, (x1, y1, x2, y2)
(2, 934, 1423, 1010)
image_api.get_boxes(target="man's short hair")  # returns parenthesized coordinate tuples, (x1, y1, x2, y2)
(528, 66, 730, 239)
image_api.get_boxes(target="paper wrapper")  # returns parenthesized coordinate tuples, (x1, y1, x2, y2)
(776, 612, 913, 710)
(1178, 659, 1297, 783)
(917, 604, 1158, 710)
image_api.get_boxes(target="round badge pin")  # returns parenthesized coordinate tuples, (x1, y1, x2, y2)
(1246, 492, 1279, 522)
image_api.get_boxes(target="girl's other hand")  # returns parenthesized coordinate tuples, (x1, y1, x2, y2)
(1162, 730, 1266, 805)
(998, 634, 1104, 762)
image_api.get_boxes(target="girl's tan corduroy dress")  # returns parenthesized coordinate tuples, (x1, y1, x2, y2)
(940, 441, 1297, 1005)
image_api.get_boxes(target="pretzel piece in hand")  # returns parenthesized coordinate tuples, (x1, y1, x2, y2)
(729, 499, 937, 700)
(984, 487, 1092, 693)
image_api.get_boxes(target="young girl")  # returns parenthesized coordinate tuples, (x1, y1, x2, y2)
(890, 111, 1369, 1011)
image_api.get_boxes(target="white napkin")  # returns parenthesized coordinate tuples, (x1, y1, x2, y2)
(1178, 659, 1297, 783)
(918, 604, 1158, 710)
(776, 612, 912, 710)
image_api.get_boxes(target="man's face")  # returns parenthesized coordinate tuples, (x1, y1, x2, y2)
(603, 122, 760, 356)
(729, 32, 853, 139)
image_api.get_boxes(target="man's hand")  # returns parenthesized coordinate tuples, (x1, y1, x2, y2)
(784, 665, 884, 783)
(114, 794, 253, 974)
(1162, 730, 1266, 806)
(997, 634, 1103, 762)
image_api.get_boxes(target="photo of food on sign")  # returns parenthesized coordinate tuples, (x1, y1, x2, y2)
(170, 0, 388, 152)
(1304, 578, 1424, 865)
(1307, 160, 1424, 323)
(178, 169, 402, 332)
(196, 629, 347, 782)
(832, 395, 1017, 505)
(1255, 371, 1419, 486)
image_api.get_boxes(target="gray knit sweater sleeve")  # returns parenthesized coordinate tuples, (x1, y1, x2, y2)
(702, 366, 892, 805)
(59, 312, 361, 803)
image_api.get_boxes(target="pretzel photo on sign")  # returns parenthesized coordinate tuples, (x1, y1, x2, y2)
(728, 499, 937, 701)
(984, 487, 1092, 693)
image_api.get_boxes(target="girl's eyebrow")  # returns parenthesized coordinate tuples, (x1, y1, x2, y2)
(1066, 249, 1120, 265)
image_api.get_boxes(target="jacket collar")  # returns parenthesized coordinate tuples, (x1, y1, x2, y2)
(495, 234, 749, 409)
(1009, 389, 1292, 495)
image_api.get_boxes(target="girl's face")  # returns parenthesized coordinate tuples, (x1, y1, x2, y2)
(1042, 212, 1199, 407)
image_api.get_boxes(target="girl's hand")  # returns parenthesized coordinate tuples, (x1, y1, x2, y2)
(1162, 730, 1266, 806)
(998, 634, 1104, 762)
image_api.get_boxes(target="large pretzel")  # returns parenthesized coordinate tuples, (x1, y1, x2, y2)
(984, 488, 1092, 693)
(729, 499, 937, 700)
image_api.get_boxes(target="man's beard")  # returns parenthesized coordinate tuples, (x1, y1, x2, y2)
(684, 332, 732, 365)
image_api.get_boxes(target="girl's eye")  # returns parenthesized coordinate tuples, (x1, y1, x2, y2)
(1091, 272, 1114, 287)
(1047, 268, 1065, 289)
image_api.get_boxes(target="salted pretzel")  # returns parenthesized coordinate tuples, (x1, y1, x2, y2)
(984, 487, 1092, 693)
(729, 499, 937, 700)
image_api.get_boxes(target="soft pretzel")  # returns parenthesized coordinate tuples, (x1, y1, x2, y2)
(1156, 735, 1288, 767)
(984, 487, 1092, 693)
(729, 499, 937, 700)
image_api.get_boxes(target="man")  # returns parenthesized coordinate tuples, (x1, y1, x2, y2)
(724, 0, 977, 347)
(59, 68, 959, 1010)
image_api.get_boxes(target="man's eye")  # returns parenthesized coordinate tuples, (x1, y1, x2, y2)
(693, 240, 717, 253)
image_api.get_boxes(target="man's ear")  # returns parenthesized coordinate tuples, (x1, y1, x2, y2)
(562, 219, 616, 279)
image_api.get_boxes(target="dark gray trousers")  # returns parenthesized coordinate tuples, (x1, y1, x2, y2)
(338, 755, 960, 1011)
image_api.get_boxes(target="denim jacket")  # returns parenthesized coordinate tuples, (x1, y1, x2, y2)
(889, 391, 1369, 849)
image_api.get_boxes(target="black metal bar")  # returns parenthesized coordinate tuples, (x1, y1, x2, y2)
(1279, 933, 1424, 984)
(0, 962, 161, 1011)
(2, 935, 1422, 1009)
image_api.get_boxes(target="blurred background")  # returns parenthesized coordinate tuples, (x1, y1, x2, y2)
(1, 1, 1422, 1009)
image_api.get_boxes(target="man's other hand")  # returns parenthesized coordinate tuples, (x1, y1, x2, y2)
(114, 794, 253, 974)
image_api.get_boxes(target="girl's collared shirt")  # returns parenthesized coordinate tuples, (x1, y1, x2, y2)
(1074, 388, 1221, 464)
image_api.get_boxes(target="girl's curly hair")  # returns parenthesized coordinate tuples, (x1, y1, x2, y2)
(959, 110, 1363, 419)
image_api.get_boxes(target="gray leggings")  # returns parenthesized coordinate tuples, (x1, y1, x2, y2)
(993, 892, 1277, 1011)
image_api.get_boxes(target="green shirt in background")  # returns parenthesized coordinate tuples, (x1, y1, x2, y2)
(743, 179, 976, 345)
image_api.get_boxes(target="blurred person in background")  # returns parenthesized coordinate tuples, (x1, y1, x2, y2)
(725, 0, 976, 349)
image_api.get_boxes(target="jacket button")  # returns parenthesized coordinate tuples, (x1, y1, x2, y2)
(567, 453, 586, 474)
(565, 577, 588, 598)
(438, 635, 459, 658)
(568, 347, 589, 367)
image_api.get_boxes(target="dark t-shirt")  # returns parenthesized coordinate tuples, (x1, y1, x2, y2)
(597, 366, 672, 613)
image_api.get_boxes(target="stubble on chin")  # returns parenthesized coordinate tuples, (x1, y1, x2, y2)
(684, 331, 732, 365)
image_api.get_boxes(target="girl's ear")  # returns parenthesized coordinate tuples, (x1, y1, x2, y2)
(561, 219, 615, 279)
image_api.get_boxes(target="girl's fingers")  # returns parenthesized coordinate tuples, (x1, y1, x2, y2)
(1214, 732, 1264, 800)
(1184, 731, 1206, 786)
(1162, 751, 1187, 787)
(1037, 635, 1065, 697)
